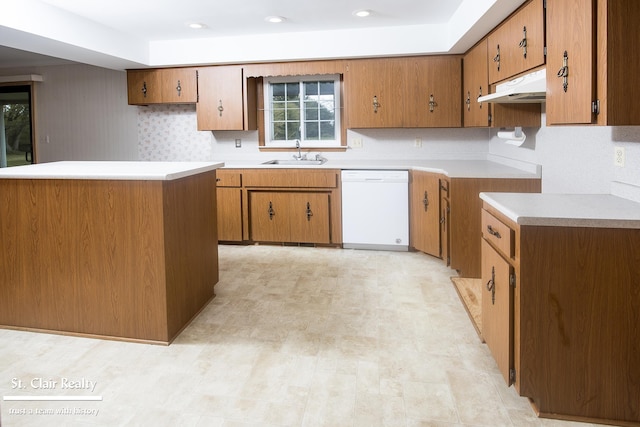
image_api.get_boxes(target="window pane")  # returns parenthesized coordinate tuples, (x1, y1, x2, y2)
(286, 83, 299, 100)
(320, 122, 335, 139)
(272, 122, 286, 140)
(305, 107, 318, 121)
(272, 107, 286, 121)
(305, 98, 319, 107)
(305, 122, 319, 140)
(320, 105, 334, 120)
(319, 81, 334, 95)
(286, 102, 300, 121)
(304, 82, 318, 96)
(287, 123, 300, 140)
(272, 83, 285, 100)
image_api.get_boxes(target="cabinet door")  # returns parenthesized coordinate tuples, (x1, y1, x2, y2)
(410, 171, 441, 257)
(216, 187, 243, 241)
(159, 68, 198, 103)
(248, 192, 289, 242)
(481, 239, 513, 385)
(546, 0, 596, 124)
(197, 65, 246, 130)
(488, 0, 545, 84)
(463, 40, 491, 127)
(127, 70, 161, 105)
(344, 58, 405, 128)
(408, 56, 462, 128)
(288, 192, 331, 244)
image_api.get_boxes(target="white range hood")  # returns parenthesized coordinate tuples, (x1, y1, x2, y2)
(478, 68, 546, 103)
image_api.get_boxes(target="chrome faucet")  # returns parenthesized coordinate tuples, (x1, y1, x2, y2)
(293, 140, 305, 160)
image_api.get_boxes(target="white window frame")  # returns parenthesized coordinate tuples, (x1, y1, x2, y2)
(263, 74, 341, 148)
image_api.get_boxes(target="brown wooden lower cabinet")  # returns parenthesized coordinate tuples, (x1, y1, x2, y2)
(410, 171, 540, 277)
(248, 191, 331, 244)
(216, 169, 243, 241)
(410, 171, 442, 257)
(482, 203, 640, 426)
(217, 187, 243, 241)
(217, 168, 341, 245)
(449, 177, 540, 278)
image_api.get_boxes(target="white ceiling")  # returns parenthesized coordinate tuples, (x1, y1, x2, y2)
(0, 0, 527, 70)
(40, 0, 466, 40)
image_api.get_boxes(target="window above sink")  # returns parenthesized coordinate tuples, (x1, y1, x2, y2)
(262, 74, 342, 149)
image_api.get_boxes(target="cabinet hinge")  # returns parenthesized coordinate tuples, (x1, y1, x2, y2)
(543, 0, 546, 9)
(543, 46, 547, 57)
(509, 273, 516, 288)
(488, 114, 492, 124)
(592, 99, 600, 115)
(509, 368, 516, 383)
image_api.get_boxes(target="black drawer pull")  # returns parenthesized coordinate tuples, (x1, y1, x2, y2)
(487, 225, 501, 239)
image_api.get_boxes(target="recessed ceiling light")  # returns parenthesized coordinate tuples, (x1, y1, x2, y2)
(188, 23, 206, 29)
(353, 9, 372, 18)
(265, 16, 286, 23)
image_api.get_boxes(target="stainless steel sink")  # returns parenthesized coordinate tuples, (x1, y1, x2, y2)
(262, 158, 327, 166)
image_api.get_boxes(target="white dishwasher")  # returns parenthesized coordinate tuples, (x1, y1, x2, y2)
(341, 170, 409, 251)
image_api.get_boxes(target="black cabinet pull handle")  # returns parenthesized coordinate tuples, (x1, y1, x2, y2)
(423, 191, 429, 211)
(487, 225, 501, 239)
(557, 51, 569, 92)
(306, 202, 313, 221)
(486, 266, 496, 305)
(519, 26, 527, 58)
(268, 201, 275, 220)
(428, 94, 436, 113)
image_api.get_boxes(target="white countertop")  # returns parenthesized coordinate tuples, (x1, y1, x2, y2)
(222, 159, 540, 179)
(0, 161, 224, 180)
(480, 192, 640, 229)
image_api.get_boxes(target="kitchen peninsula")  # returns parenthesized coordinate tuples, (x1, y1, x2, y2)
(480, 192, 640, 425)
(0, 161, 223, 344)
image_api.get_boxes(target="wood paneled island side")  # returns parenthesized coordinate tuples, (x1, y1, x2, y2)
(0, 161, 223, 344)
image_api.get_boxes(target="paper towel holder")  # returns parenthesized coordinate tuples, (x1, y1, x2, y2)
(497, 126, 526, 146)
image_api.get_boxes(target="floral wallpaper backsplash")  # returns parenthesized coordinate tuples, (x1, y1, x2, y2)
(137, 104, 213, 161)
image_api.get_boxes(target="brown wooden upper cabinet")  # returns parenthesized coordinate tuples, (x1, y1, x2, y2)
(546, 0, 640, 125)
(487, 0, 545, 85)
(196, 65, 257, 131)
(463, 39, 491, 127)
(345, 56, 462, 128)
(127, 68, 198, 105)
(463, 38, 541, 128)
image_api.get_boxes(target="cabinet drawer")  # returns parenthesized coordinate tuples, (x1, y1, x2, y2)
(481, 209, 514, 259)
(243, 169, 339, 188)
(216, 170, 242, 187)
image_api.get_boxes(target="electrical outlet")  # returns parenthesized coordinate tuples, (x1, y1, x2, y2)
(235, 138, 242, 148)
(414, 138, 422, 148)
(352, 138, 363, 148)
(614, 146, 625, 167)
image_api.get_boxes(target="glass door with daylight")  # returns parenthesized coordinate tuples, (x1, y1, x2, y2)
(1, 85, 34, 167)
